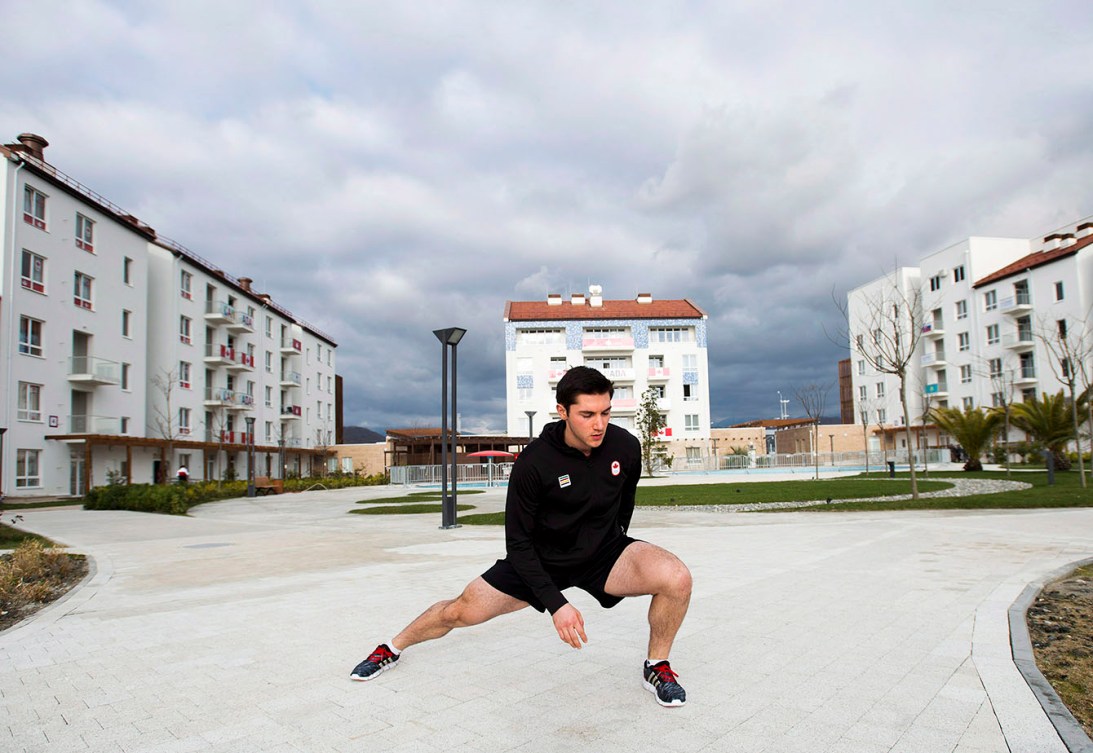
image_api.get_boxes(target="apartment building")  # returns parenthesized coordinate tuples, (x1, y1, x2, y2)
(847, 219, 1093, 453)
(1, 133, 337, 497)
(503, 287, 711, 451)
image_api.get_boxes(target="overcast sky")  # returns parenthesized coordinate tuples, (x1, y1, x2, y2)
(5, 1, 1092, 431)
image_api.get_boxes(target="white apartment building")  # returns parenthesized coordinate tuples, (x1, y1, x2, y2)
(848, 219, 1093, 453)
(1, 133, 337, 497)
(503, 288, 711, 448)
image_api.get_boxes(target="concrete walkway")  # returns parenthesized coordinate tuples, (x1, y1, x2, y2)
(1, 483, 1089, 752)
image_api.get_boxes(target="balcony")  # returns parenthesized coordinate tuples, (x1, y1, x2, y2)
(280, 337, 303, 355)
(68, 414, 121, 434)
(655, 397, 672, 411)
(921, 321, 945, 339)
(205, 343, 235, 366)
(647, 367, 671, 381)
(547, 368, 569, 383)
(1003, 331, 1035, 351)
(216, 431, 254, 445)
(600, 367, 635, 382)
(921, 350, 947, 368)
(280, 405, 302, 420)
(225, 309, 254, 333)
(581, 336, 634, 352)
(226, 391, 256, 411)
(225, 351, 255, 372)
(1014, 366, 1037, 385)
(611, 397, 637, 412)
(205, 299, 235, 325)
(67, 356, 120, 387)
(282, 437, 303, 448)
(924, 382, 949, 398)
(280, 370, 302, 388)
(204, 387, 234, 407)
(1000, 291, 1032, 315)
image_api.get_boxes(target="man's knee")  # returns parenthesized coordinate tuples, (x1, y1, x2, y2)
(668, 560, 693, 598)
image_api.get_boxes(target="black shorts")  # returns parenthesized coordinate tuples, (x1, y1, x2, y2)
(481, 536, 640, 613)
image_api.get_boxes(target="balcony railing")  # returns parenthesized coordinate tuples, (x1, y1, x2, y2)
(1003, 331, 1035, 349)
(581, 336, 634, 351)
(647, 367, 671, 380)
(226, 309, 254, 332)
(280, 337, 303, 354)
(226, 391, 256, 410)
(68, 356, 120, 386)
(280, 370, 302, 386)
(205, 387, 234, 404)
(547, 368, 569, 382)
(924, 382, 949, 396)
(280, 405, 302, 419)
(226, 351, 255, 371)
(600, 367, 634, 381)
(1000, 291, 1032, 313)
(921, 350, 946, 367)
(68, 414, 121, 434)
(611, 398, 637, 410)
(205, 299, 235, 324)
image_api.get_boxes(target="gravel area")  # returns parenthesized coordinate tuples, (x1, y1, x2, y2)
(661, 477, 1033, 512)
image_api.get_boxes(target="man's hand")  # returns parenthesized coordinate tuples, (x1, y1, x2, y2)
(552, 603, 588, 649)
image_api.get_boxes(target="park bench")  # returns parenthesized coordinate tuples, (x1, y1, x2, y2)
(254, 476, 283, 495)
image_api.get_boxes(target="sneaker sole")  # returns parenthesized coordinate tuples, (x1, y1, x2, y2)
(643, 679, 686, 707)
(350, 662, 396, 682)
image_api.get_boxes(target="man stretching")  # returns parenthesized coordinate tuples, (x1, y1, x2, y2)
(350, 366, 693, 707)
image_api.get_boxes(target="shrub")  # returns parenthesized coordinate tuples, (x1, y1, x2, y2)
(0, 541, 84, 617)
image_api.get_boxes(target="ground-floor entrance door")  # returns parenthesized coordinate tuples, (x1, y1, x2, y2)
(69, 455, 86, 496)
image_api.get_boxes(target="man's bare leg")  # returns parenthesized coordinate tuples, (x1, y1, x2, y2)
(603, 542, 692, 659)
(393, 576, 528, 649)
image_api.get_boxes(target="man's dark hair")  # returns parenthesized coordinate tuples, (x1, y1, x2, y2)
(556, 366, 614, 409)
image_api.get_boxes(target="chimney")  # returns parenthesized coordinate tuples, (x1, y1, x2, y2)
(547, 293, 563, 306)
(1078, 222, 1093, 239)
(239, 277, 253, 292)
(16, 133, 48, 161)
(571, 292, 585, 306)
(588, 284, 603, 308)
(636, 292, 653, 304)
(1043, 233, 1063, 251)
(258, 293, 272, 303)
(1060, 233, 1076, 248)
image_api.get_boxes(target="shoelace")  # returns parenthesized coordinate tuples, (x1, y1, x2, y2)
(367, 646, 394, 664)
(652, 663, 679, 684)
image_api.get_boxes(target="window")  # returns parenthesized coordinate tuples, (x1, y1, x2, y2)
(984, 290, 997, 311)
(16, 449, 41, 488)
(989, 358, 1002, 377)
(929, 275, 942, 292)
(179, 361, 191, 389)
(180, 315, 192, 344)
(18, 382, 42, 421)
(179, 408, 191, 435)
(962, 397, 974, 410)
(516, 357, 533, 375)
(265, 351, 272, 373)
(684, 414, 700, 432)
(991, 392, 1004, 407)
(327, 376, 332, 393)
(648, 354, 665, 368)
(23, 186, 46, 229)
(180, 270, 193, 300)
(858, 385, 867, 401)
(955, 300, 967, 320)
(265, 421, 273, 442)
(122, 309, 132, 337)
(327, 350, 332, 366)
(19, 316, 43, 356)
(265, 385, 273, 407)
(953, 266, 965, 283)
(1055, 281, 1065, 301)
(1062, 358, 1072, 379)
(960, 365, 972, 384)
(683, 384, 697, 401)
(265, 316, 273, 337)
(76, 213, 95, 252)
(682, 354, 698, 371)
(1058, 319, 1067, 339)
(855, 334, 864, 350)
(123, 257, 133, 284)
(73, 272, 93, 309)
(986, 324, 1000, 345)
(873, 329, 882, 345)
(20, 250, 46, 293)
(857, 360, 865, 375)
(121, 363, 130, 390)
(875, 383, 885, 398)
(120, 417, 129, 434)
(877, 409, 887, 423)
(958, 332, 970, 352)
(650, 327, 694, 343)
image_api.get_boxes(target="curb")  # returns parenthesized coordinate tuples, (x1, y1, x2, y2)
(1010, 557, 1093, 753)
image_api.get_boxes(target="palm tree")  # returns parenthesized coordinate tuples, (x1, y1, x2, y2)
(1009, 391, 1076, 471)
(929, 406, 1002, 471)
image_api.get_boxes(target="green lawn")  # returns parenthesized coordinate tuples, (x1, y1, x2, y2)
(635, 477, 954, 507)
(350, 503, 477, 515)
(0, 523, 52, 548)
(356, 490, 484, 505)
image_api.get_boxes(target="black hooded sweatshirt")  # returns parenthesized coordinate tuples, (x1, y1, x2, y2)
(504, 420, 642, 614)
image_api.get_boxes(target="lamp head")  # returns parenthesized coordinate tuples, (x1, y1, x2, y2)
(433, 327, 467, 346)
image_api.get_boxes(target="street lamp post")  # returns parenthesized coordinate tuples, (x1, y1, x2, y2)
(434, 327, 467, 529)
(278, 437, 286, 480)
(711, 437, 718, 471)
(0, 427, 7, 500)
(245, 417, 256, 497)
(525, 410, 536, 440)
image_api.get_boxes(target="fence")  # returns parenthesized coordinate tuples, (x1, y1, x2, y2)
(389, 449, 951, 485)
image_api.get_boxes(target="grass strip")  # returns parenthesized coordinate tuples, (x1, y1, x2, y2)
(350, 503, 476, 515)
(635, 478, 953, 507)
(0, 524, 52, 548)
(358, 490, 485, 504)
(3, 500, 83, 511)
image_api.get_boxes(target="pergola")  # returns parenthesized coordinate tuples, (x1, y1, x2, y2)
(384, 429, 534, 468)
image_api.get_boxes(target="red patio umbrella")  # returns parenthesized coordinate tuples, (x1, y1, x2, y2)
(467, 451, 515, 486)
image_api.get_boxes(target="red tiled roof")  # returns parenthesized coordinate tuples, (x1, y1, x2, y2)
(972, 234, 1092, 288)
(505, 299, 706, 321)
(729, 418, 815, 429)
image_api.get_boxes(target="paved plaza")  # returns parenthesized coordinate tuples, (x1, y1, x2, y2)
(1, 478, 1089, 752)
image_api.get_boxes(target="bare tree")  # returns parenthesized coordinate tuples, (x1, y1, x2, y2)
(149, 368, 182, 483)
(1037, 312, 1092, 488)
(975, 351, 1022, 478)
(838, 271, 924, 498)
(855, 395, 880, 475)
(795, 382, 831, 480)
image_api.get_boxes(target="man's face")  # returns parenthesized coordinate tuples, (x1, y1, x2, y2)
(557, 392, 612, 456)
